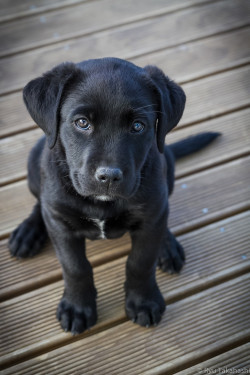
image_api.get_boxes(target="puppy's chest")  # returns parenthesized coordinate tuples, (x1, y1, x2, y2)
(77, 215, 129, 240)
(60, 201, 135, 240)
(90, 219, 106, 239)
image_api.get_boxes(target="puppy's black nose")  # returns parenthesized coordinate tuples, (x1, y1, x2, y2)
(95, 167, 123, 184)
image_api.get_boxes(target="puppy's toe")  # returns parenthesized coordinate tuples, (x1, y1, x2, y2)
(158, 232, 185, 274)
(9, 219, 47, 258)
(125, 289, 165, 327)
(136, 310, 152, 327)
(136, 303, 163, 327)
(57, 299, 97, 335)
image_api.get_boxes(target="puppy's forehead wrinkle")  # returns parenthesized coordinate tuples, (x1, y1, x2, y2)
(133, 104, 158, 111)
(75, 78, 131, 118)
(63, 65, 158, 133)
(132, 107, 161, 120)
(80, 66, 152, 106)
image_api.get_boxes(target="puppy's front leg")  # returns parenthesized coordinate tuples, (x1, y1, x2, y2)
(125, 220, 166, 327)
(43, 209, 97, 335)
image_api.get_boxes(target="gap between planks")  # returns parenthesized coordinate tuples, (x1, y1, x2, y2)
(0, 0, 249, 96)
(0, 218, 249, 368)
(0, 26, 249, 101)
(0, 156, 249, 241)
(0, 0, 221, 58)
(175, 343, 250, 375)
(0, 0, 92, 24)
(1, 275, 249, 374)
(1, 107, 250, 186)
(0, 210, 249, 302)
(0, 0, 216, 25)
(0, 2, 248, 374)
(131, 25, 250, 76)
(1, 62, 249, 141)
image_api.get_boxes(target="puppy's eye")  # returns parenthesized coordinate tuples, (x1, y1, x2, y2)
(131, 122, 144, 133)
(74, 118, 91, 130)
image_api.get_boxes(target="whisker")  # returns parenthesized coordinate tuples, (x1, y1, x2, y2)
(49, 159, 67, 162)
(133, 104, 158, 111)
(134, 110, 164, 117)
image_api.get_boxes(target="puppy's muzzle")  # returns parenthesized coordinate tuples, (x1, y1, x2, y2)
(95, 167, 123, 186)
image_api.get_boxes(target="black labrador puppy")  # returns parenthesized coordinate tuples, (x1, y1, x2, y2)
(9, 58, 219, 334)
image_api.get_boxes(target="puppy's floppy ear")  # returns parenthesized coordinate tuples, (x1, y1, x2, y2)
(23, 62, 79, 149)
(144, 65, 186, 153)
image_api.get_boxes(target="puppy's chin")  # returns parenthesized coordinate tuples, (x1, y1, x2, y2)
(71, 172, 140, 201)
(94, 195, 115, 202)
(71, 178, 120, 200)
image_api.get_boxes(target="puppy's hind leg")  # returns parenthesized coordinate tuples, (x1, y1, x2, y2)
(9, 203, 48, 258)
(158, 229, 185, 274)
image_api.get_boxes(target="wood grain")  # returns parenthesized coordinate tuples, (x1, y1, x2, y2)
(169, 156, 250, 234)
(1, 204, 249, 301)
(182, 66, 250, 127)
(1, 108, 250, 186)
(0, 213, 249, 366)
(133, 27, 250, 83)
(1, 274, 249, 373)
(170, 108, 250, 178)
(0, 0, 212, 57)
(0, 129, 43, 185)
(1, 63, 249, 140)
(1, 156, 249, 239)
(1, 1, 250, 371)
(0, 0, 249, 96)
(176, 343, 250, 374)
(0, 0, 89, 23)
(0, 233, 131, 301)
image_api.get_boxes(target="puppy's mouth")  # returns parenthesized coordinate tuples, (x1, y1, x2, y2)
(72, 171, 140, 201)
(93, 195, 115, 202)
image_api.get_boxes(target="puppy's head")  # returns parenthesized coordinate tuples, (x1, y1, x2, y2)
(23, 58, 185, 200)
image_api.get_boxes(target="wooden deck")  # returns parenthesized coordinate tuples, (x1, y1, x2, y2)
(0, 0, 250, 373)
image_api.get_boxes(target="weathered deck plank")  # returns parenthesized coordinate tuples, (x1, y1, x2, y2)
(134, 27, 250, 82)
(0, 0, 249, 372)
(182, 66, 250, 127)
(0, 0, 249, 96)
(1, 156, 249, 239)
(175, 343, 250, 374)
(0, 0, 213, 57)
(0, 0, 89, 22)
(1, 275, 249, 374)
(1, 27, 249, 137)
(169, 157, 250, 234)
(0, 128, 43, 186)
(1, 108, 250, 186)
(1, 63, 249, 142)
(0, 212, 249, 368)
(169, 108, 250, 177)
(0, 233, 131, 301)
(1, 209, 249, 303)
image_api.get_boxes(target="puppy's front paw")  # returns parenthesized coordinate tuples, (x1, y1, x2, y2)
(158, 231, 185, 274)
(8, 218, 47, 258)
(57, 298, 97, 335)
(125, 288, 165, 327)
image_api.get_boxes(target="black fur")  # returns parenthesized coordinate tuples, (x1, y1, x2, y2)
(169, 132, 221, 160)
(9, 58, 218, 334)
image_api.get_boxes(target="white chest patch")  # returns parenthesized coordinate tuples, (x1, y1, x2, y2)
(92, 219, 106, 239)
